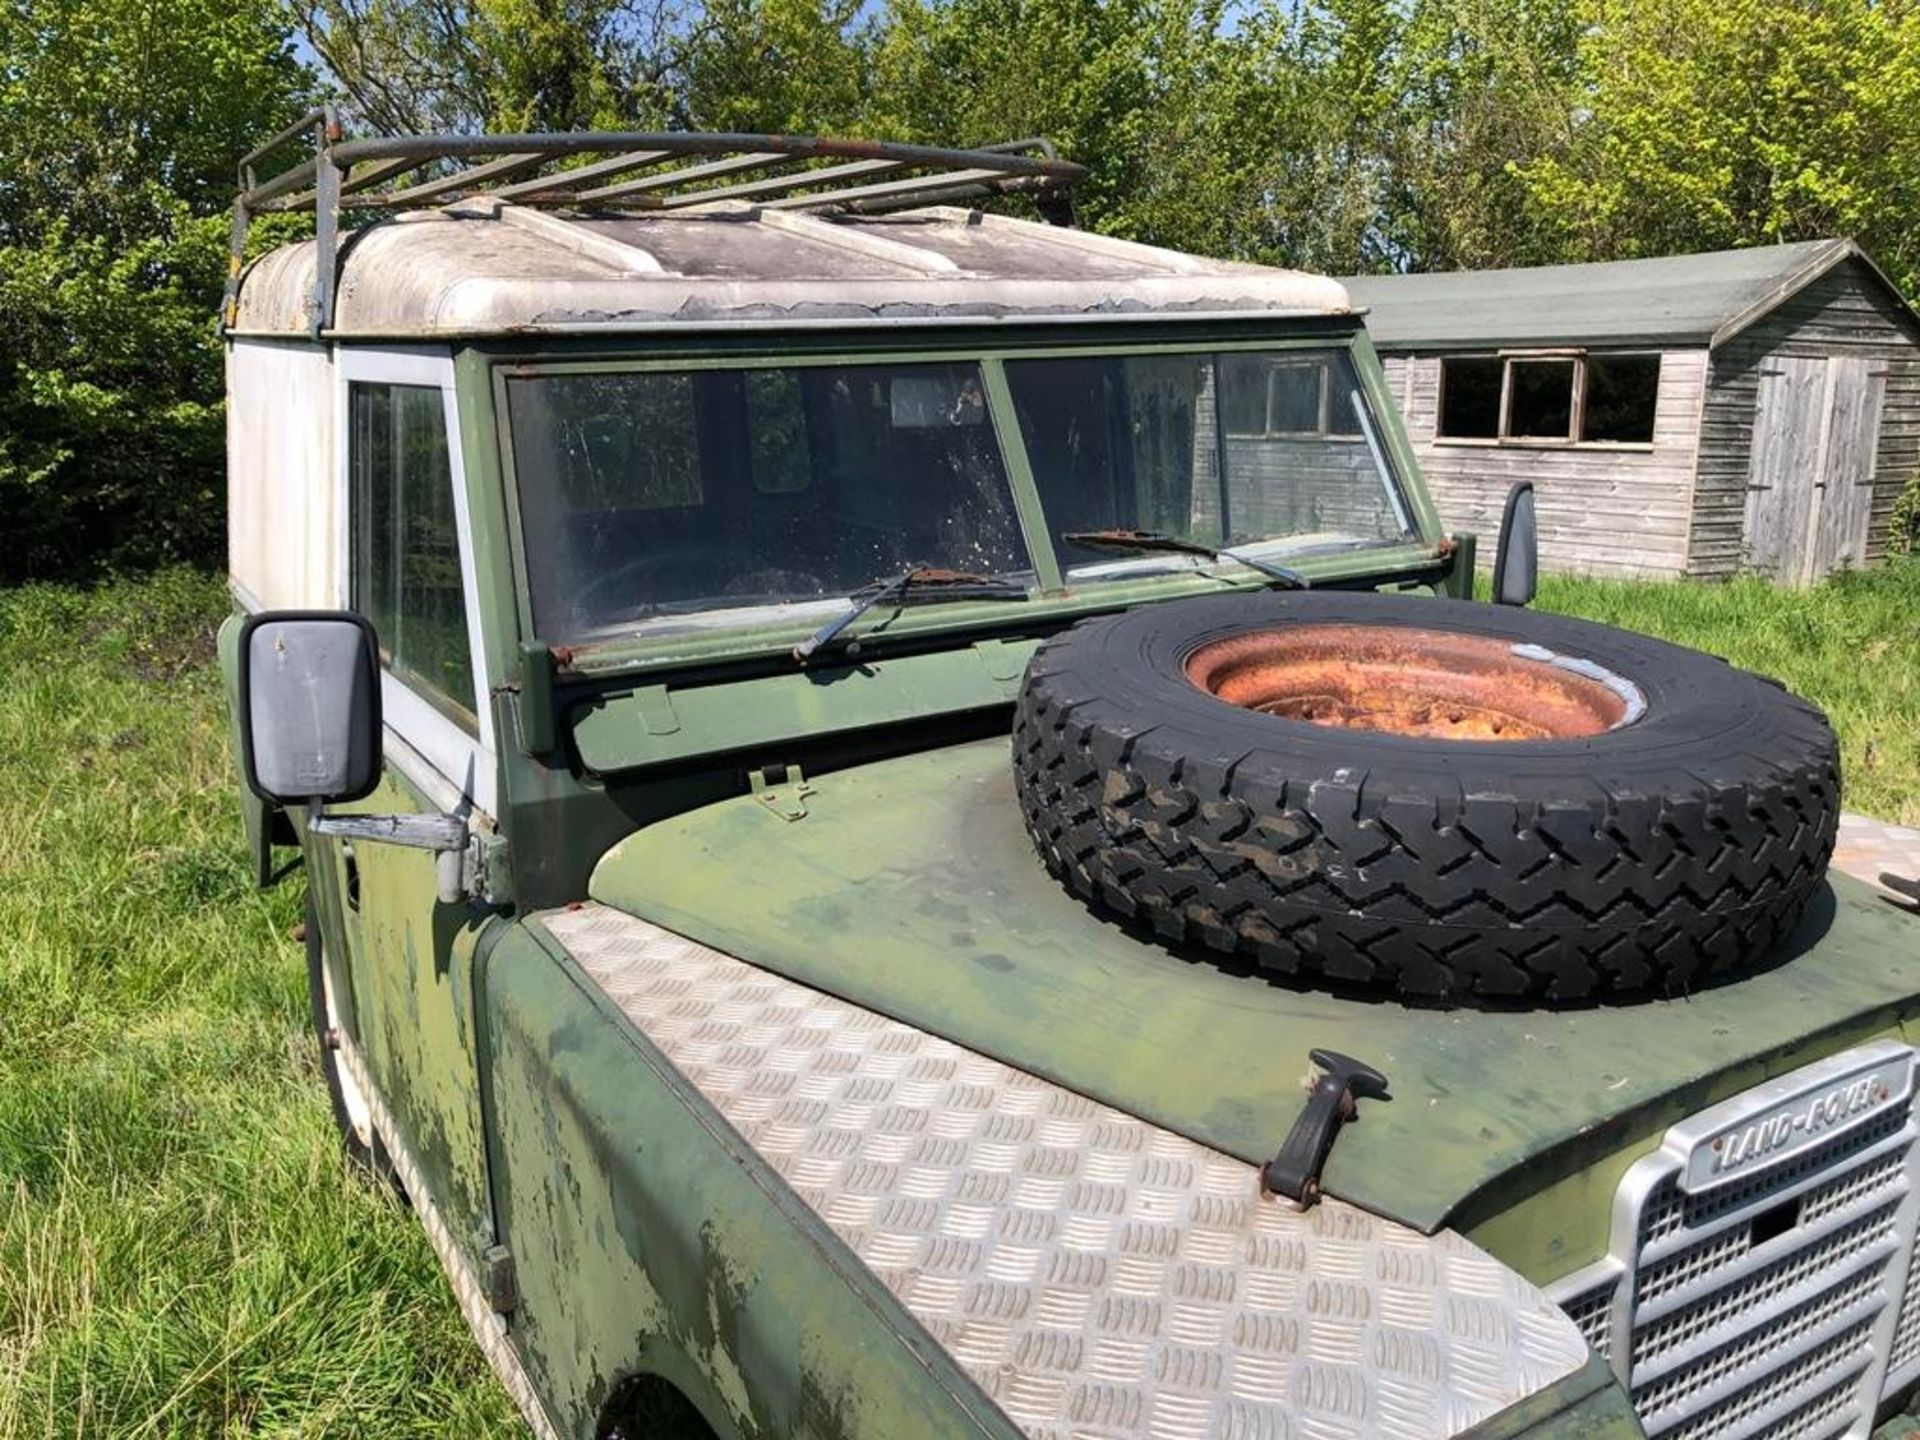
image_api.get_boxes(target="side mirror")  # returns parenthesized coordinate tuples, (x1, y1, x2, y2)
(1492, 481, 1539, 607)
(237, 611, 383, 806)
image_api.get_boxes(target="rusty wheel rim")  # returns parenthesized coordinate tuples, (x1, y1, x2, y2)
(1183, 623, 1645, 741)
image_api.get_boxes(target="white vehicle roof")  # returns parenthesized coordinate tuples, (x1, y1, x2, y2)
(231, 198, 1354, 337)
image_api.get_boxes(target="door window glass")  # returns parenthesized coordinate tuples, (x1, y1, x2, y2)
(350, 382, 476, 730)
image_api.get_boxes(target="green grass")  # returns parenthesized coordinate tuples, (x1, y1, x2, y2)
(0, 560, 1914, 1438)
(1528, 559, 1920, 827)
(0, 571, 521, 1438)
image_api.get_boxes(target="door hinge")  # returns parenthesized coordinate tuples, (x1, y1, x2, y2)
(308, 812, 509, 907)
(750, 762, 813, 821)
(482, 1243, 519, 1314)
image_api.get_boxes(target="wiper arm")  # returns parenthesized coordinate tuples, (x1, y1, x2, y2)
(1061, 528, 1311, 590)
(793, 565, 1028, 664)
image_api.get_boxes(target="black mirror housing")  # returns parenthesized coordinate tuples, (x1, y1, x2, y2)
(237, 611, 383, 806)
(1493, 480, 1539, 607)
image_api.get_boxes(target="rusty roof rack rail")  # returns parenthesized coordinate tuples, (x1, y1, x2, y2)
(224, 107, 1086, 336)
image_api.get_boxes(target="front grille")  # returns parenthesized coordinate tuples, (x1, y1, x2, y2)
(1548, 1041, 1920, 1440)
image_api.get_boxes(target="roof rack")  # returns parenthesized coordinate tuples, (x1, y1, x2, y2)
(224, 107, 1086, 335)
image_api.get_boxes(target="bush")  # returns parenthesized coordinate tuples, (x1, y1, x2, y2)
(0, 210, 232, 583)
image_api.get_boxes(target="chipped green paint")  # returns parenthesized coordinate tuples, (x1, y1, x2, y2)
(1464, 1361, 1641, 1440)
(571, 639, 1046, 776)
(483, 922, 1026, 1440)
(225, 305, 1920, 1438)
(589, 737, 1920, 1259)
(319, 772, 501, 1258)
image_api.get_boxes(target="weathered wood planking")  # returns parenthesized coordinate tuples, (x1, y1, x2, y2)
(1743, 356, 1830, 581)
(1188, 375, 1409, 545)
(1385, 350, 1706, 578)
(1811, 358, 1887, 580)
(1373, 255, 1919, 582)
(1690, 259, 1920, 578)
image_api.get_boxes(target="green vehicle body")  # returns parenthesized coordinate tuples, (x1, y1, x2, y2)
(217, 153, 1920, 1440)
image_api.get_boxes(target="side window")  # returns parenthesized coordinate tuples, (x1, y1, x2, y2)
(1438, 357, 1503, 438)
(1438, 353, 1662, 444)
(350, 382, 476, 732)
(1507, 358, 1576, 439)
(1220, 357, 1362, 439)
(1582, 354, 1661, 443)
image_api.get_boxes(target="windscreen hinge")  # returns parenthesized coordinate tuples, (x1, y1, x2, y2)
(750, 763, 813, 822)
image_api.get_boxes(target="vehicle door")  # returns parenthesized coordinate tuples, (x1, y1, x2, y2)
(308, 346, 500, 1247)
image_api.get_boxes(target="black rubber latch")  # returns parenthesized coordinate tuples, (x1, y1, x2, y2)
(1261, 1049, 1391, 1207)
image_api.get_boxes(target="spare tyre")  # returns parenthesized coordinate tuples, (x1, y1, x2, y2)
(1012, 591, 1839, 1002)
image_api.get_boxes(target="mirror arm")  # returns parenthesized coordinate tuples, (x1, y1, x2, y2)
(308, 810, 480, 905)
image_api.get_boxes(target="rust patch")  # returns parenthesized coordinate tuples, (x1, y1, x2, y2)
(1185, 623, 1630, 741)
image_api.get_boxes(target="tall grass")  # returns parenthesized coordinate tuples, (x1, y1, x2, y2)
(1530, 559, 1920, 826)
(0, 572, 519, 1437)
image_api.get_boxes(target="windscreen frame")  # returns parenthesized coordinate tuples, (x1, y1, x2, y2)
(487, 325, 1444, 655)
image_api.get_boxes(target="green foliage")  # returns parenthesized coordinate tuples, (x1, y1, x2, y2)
(11, 0, 1920, 583)
(0, 213, 226, 582)
(677, 0, 876, 133)
(1511, 0, 1920, 292)
(1890, 467, 1920, 559)
(293, 0, 661, 132)
(1531, 557, 1920, 826)
(0, 0, 312, 245)
(0, 0, 312, 584)
(0, 572, 523, 1434)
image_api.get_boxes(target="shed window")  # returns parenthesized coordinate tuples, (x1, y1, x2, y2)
(1437, 357, 1503, 438)
(1583, 354, 1661, 443)
(1221, 356, 1361, 439)
(1508, 359, 1576, 439)
(1436, 353, 1661, 445)
(350, 382, 476, 731)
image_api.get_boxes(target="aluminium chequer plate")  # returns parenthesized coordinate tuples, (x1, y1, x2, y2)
(540, 904, 1591, 1440)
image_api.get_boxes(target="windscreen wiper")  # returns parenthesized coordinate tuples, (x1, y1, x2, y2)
(1061, 528, 1311, 590)
(793, 565, 1029, 664)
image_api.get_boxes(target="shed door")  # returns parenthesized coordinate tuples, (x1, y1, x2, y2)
(1809, 358, 1885, 579)
(1745, 355, 1884, 584)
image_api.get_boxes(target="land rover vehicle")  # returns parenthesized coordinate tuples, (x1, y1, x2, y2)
(220, 116, 1920, 1440)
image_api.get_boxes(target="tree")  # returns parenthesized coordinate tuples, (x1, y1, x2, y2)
(1513, 0, 1920, 293)
(0, 0, 310, 244)
(866, 0, 1280, 250)
(292, 0, 710, 133)
(674, 0, 874, 134)
(0, 0, 312, 581)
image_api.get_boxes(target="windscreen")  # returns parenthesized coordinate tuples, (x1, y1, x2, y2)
(1004, 348, 1415, 577)
(506, 362, 1032, 639)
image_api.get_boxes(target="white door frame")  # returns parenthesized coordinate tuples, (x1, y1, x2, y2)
(335, 346, 498, 817)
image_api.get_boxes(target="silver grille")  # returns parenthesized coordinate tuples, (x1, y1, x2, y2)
(1548, 1040, 1920, 1440)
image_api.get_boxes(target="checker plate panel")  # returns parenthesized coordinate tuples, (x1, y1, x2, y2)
(541, 903, 1590, 1440)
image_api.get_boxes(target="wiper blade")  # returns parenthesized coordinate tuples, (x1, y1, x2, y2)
(1061, 528, 1311, 590)
(792, 565, 1028, 664)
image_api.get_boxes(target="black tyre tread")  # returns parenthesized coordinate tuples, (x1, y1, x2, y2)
(1012, 596, 1839, 1002)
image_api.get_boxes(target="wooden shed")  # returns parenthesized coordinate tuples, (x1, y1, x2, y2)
(1344, 240, 1920, 584)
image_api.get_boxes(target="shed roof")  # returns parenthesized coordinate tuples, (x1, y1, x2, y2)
(232, 198, 1353, 337)
(1343, 239, 1915, 351)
